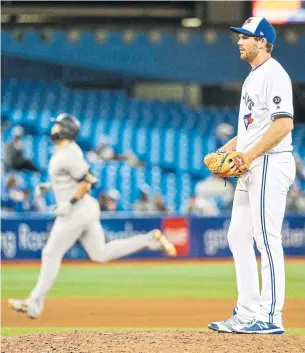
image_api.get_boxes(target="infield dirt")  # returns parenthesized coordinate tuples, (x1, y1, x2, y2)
(2, 330, 305, 353)
(2, 298, 305, 328)
(2, 298, 305, 353)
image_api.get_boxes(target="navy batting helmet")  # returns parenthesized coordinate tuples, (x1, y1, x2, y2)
(50, 113, 80, 141)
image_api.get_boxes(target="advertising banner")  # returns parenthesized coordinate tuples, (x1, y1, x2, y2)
(190, 215, 305, 257)
(1, 214, 304, 260)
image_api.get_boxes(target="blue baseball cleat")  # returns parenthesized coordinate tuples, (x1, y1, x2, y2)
(232, 320, 285, 334)
(208, 315, 243, 333)
(208, 310, 252, 333)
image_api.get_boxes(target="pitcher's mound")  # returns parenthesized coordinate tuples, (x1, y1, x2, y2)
(2, 331, 305, 353)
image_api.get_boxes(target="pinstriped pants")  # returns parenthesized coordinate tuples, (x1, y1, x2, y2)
(227, 152, 295, 326)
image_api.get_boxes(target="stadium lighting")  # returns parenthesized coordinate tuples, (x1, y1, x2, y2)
(181, 18, 202, 28)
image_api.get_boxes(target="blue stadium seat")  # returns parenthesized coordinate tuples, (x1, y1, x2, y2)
(33, 136, 51, 170)
(2, 78, 305, 212)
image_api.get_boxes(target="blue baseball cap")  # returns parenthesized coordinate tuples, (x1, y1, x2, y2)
(230, 17, 276, 44)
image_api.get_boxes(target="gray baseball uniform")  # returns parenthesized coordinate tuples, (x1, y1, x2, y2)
(29, 141, 161, 308)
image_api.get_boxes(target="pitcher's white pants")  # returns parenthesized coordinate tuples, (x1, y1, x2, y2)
(228, 153, 295, 326)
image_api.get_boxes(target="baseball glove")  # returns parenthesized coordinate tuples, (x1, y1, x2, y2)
(203, 151, 250, 178)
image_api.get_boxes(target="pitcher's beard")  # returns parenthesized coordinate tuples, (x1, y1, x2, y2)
(241, 49, 259, 63)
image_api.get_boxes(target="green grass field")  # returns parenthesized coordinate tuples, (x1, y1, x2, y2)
(2, 261, 305, 335)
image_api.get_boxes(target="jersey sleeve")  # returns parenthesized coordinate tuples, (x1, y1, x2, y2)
(266, 69, 294, 121)
(67, 145, 90, 180)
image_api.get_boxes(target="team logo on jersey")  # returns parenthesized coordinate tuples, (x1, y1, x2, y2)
(273, 96, 281, 104)
(243, 113, 254, 130)
(242, 91, 255, 111)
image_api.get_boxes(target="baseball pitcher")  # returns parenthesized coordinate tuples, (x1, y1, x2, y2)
(205, 17, 295, 334)
(9, 113, 176, 319)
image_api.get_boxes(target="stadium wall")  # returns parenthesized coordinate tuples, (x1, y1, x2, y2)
(2, 31, 305, 83)
(1, 214, 304, 260)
